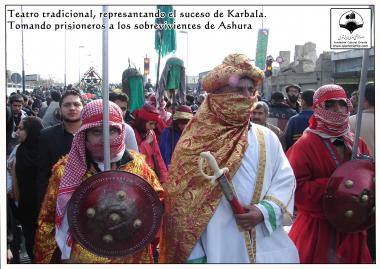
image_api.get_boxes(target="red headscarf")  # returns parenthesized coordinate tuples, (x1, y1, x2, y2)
(134, 103, 161, 122)
(132, 104, 167, 143)
(308, 84, 353, 136)
(306, 84, 359, 153)
(56, 100, 125, 228)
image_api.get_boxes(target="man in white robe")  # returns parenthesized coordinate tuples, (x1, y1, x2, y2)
(188, 123, 299, 263)
(159, 53, 299, 263)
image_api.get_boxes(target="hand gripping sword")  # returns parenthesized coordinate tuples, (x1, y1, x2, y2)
(198, 151, 246, 214)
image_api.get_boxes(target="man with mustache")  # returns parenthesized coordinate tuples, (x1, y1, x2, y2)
(36, 90, 84, 211)
(285, 84, 301, 113)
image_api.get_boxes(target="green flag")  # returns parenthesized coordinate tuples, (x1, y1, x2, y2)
(255, 29, 269, 70)
(155, 5, 176, 57)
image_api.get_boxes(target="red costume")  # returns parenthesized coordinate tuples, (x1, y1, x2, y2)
(131, 104, 168, 184)
(34, 100, 163, 263)
(286, 84, 372, 263)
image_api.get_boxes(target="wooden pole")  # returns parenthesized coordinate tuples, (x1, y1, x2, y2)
(155, 30, 163, 94)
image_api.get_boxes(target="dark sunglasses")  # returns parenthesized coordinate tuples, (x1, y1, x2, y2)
(325, 99, 347, 108)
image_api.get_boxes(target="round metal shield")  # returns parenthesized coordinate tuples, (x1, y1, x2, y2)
(323, 159, 375, 233)
(67, 170, 163, 257)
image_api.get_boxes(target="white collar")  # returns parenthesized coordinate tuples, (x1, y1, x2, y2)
(94, 150, 124, 172)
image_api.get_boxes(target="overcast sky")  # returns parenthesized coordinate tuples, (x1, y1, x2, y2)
(5, 4, 374, 85)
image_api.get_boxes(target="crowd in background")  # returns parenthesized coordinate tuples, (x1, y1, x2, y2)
(5, 76, 375, 264)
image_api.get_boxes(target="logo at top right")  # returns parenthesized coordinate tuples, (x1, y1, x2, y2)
(339, 10, 363, 34)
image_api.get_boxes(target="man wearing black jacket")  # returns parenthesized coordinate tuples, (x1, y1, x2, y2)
(285, 84, 302, 113)
(268, 91, 297, 131)
(36, 90, 84, 210)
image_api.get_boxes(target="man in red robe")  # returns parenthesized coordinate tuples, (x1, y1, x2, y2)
(286, 84, 372, 263)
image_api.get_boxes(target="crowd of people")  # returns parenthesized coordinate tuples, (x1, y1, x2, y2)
(6, 53, 375, 264)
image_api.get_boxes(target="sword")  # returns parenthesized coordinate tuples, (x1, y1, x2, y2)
(198, 151, 246, 214)
(351, 48, 370, 160)
(102, 5, 110, 170)
(352, 5, 374, 161)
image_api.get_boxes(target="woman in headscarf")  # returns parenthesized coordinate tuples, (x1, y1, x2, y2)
(130, 104, 168, 183)
(148, 95, 172, 124)
(14, 116, 44, 262)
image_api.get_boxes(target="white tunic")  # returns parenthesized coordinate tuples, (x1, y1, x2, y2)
(188, 123, 299, 263)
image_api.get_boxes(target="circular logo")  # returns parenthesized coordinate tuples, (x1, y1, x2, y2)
(339, 10, 364, 34)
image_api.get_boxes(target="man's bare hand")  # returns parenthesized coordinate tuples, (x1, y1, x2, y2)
(234, 205, 264, 231)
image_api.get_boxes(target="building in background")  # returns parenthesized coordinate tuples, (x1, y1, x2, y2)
(263, 44, 374, 99)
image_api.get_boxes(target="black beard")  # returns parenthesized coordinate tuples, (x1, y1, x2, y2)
(62, 116, 81, 123)
(288, 95, 298, 103)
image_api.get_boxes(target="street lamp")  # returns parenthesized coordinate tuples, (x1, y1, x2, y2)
(179, 30, 189, 92)
(78, 45, 85, 83)
(21, 5, 26, 93)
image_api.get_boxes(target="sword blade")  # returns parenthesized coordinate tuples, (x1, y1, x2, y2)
(216, 174, 246, 214)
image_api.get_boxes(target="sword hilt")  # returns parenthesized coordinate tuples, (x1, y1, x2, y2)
(198, 151, 229, 185)
(198, 151, 246, 215)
